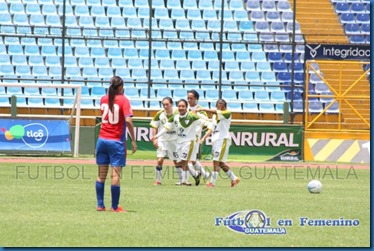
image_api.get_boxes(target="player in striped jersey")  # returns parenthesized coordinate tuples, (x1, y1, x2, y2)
(150, 97, 181, 185)
(186, 90, 211, 184)
(199, 99, 240, 188)
(152, 99, 212, 186)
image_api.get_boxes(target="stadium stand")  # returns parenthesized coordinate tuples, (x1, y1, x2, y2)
(0, 0, 369, 127)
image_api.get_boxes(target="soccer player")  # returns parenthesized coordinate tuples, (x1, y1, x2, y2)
(152, 99, 212, 186)
(95, 76, 137, 212)
(186, 90, 211, 185)
(150, 97, 181, 185)
(199, 99, 240, 188)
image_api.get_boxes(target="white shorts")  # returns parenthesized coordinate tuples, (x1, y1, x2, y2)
(176, 140, 198, 162)
(156, 140, 178, 161)
(212, 138, 231, 162)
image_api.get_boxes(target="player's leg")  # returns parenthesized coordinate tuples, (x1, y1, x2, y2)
(208, 161, 220, 187)
(220, 163, 240, 187)
(95, 138, 110, 211)
(154, 156, 164, 185)
(109, 140, 127, 212)
(154, 142, 167, 185)
(187, 140, 201, 185)
(180, 141, 195, 186)
(218, 139, 240, 187)
(167, 141, 183, 185)
(96, 165, 109, 210)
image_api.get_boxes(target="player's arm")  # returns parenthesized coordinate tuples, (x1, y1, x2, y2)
(151, 115, 175, 141)
(198, 107, 217, 114)
(126, 116, 137, 154)
(199, 119, 213, 143)
(150, 116, 160, 149)
(123, 97, 137, 154)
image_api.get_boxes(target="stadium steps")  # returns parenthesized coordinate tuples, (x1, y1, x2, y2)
(289, 0, 348, 43)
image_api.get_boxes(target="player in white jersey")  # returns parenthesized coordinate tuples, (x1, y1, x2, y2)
(152, 99, 212, 186)
(186, 90, 211, 185)
(199, 99, 240, 188)
(150, 97, 180, 185)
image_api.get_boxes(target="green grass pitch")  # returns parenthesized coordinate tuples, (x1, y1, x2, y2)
(0, 161, 369, 247)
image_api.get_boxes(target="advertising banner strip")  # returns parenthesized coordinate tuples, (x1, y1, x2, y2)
(0, 118, 71, 152)
(305, 44, 370, 60)
(95, 120, 303, 160)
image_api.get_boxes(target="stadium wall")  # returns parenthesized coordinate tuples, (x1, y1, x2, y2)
(304, 131, 370, 164)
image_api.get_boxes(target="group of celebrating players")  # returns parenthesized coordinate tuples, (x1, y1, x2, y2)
(95, 76, 240, 212)
(150, 90, 240, 188)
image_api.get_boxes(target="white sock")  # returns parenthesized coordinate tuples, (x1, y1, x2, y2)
(194, 161, 209, 179)
(225, 169, 237, 181)
(188, 163, 198, 177)
(175, 166, 183, 182)
(155, 166, 162, 182)
(182, 170, 189, 183)
(210, 171, 219, 185)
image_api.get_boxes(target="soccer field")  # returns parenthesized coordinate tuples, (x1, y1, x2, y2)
(0, 161, 370, 247)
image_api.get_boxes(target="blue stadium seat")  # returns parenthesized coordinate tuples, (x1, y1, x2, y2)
(175, 60, 190, 70)
(356, 13, 370, 23)
(335, 2, 350, 13)
(266, 11, 281, 21)
(236, 52, 251, 62)
(171, 8, 185, 19)
(91, 6, 106, 16)
(42, 4, 57, 15)
(202, 9, 217, 20)
(0, 2, 8, 15)
(308, 100, 323, 113)
(250, 11, 265, 21)
(252, 51, 267, 62)
(10, 3, 24, 14)
(238, 89, 253, 100)
(340, 13, 355, 23)
(12, 55, 28, 65)
(259, 103, 275, 113)
(246, 0, 261, 10)
(257, 62, 272, 71)
(242, 102, 258, 112)
(277, 1, 291, 11)
(196, 70, 212, 81)
(183, 0, 197, 9)
(273, 62, 288, 72)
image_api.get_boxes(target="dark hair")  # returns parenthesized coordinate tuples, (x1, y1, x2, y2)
(162, 97, 173, 105)
(187, 90, 199, 100)
(177, 99, 188, 107)
(216, 98, 227, 109)
(108, 76, 123, 113)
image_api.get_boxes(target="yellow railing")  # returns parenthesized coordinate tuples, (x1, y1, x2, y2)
(305, 60, 370, 132)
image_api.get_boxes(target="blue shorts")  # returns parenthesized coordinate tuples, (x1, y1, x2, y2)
(96, 138, 126, 167)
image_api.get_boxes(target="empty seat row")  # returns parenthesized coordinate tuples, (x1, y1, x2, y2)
(339, 13, 370, 23)
(247, 10, 294, 22)
(345, 23, 370, 34)
(334, 2, 370, 13)
(246, 0, 291, 11)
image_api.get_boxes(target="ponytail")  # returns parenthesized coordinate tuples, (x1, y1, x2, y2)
(108, 76, 124, 113)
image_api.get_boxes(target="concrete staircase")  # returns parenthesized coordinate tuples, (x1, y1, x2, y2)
(289, 0, 349, 44)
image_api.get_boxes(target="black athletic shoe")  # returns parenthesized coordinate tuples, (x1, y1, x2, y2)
(194, 172, 201, 186)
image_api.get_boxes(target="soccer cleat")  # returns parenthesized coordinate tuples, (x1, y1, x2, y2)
(207, 182, 215, 188)
(182, 182, 192, 186)
(153, 181, 161, 186)
(110, 206, 127, 213)
(231, 178, 241, 187)
(194, 172, 201, 186)
(175, 182, 183, 186)
(96, 206, 106, 211)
